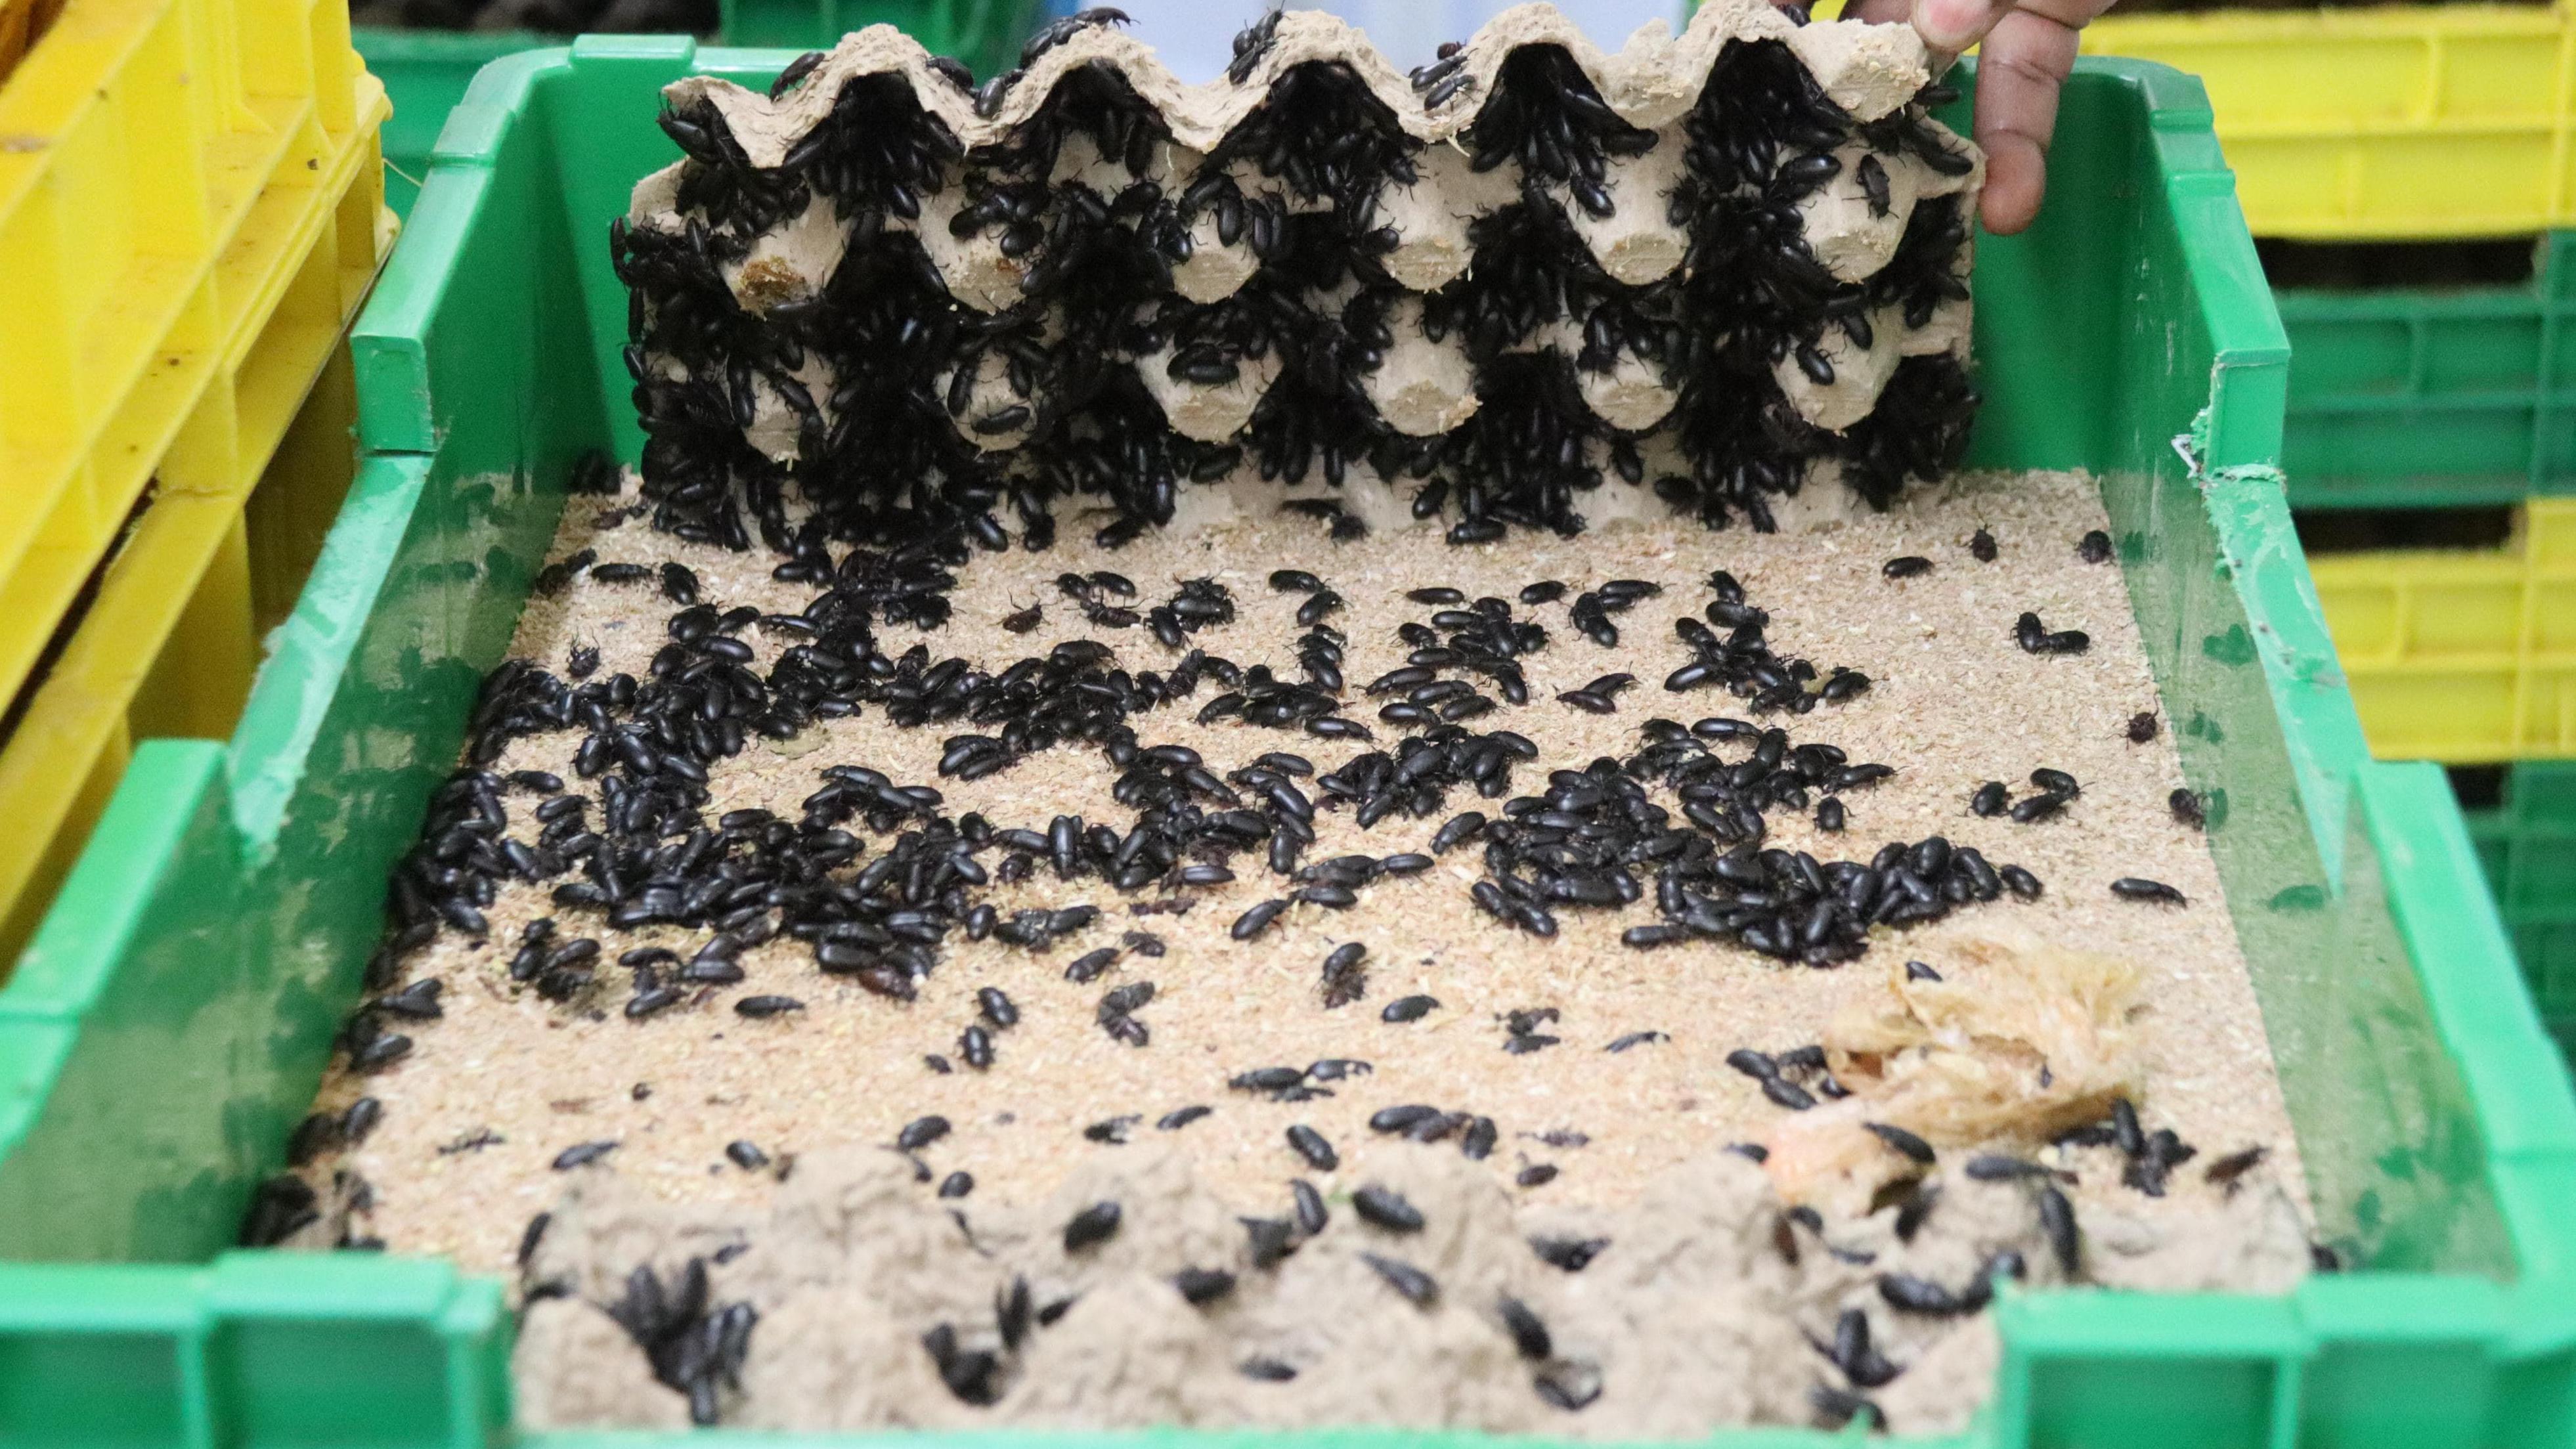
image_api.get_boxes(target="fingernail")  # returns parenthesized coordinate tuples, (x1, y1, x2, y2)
(1915, 0, 1981, 50)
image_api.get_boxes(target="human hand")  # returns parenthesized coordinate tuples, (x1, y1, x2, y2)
(1819, 0, 2121, 234)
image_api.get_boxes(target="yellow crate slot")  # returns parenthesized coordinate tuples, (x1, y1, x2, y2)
(0, 341, 361, 964)
(0, 81, 384, 963)
(0, 0, 387, 722)
(2313, 500, 2576, 763)
(0, 0, 25, 79)
(2082, 3, 2576, 238)
(0, 0, 68, 89)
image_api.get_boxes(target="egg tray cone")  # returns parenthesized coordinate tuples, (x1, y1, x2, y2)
(613, 0, 1984, 553)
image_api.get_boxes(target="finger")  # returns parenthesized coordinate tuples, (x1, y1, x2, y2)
(1764, 0, 1908, 21)
(2017, 0, 2125, 30)
(1761, 0, 1901, 27)
(1969, 8, 2079, 233)
(1978, 123, 2049, 234)
(1911, 0, 2013, 56)
(1841, 0, 1914, 25)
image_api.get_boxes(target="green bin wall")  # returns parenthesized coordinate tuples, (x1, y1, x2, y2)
(359, 0, 1039, 218)
(5, 39, 2576, 1449)
(366, 30, 556, 219)
(715, 0, 1037, 60)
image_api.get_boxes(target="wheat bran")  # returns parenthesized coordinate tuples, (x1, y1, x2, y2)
(307, 469, 2304, 1293)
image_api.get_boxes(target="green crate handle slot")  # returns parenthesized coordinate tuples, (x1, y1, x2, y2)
(7, 37, 2576, 1448)
(2464, 761, 2576, 1067)
(2281, 232, 2576, 510)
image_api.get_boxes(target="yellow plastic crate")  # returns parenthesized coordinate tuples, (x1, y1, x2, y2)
(2312, 499, 2576, 762)
(0, 0, 392, 964)
(0, 0, 393, 731)
(0, 337, 368, 966)
(2081, 2, 2576, 239)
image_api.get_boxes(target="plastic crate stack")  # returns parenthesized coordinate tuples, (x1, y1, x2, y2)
(357, 0, 1041, 217)
(2085, 1, 2576, 1060)
(0, 0, 397, 974)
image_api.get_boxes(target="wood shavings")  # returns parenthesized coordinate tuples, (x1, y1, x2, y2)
(1761, 929, 2145, 1211)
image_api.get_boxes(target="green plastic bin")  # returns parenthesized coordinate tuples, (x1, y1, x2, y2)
(2460, 761, 2576, 1066)
(716, 0, 1036, 58)
(359, 0, 1039, 218)
(364, 28, 559, 219)
(6, 37, 2576, 1448)
(2278, 232, 2576, 511)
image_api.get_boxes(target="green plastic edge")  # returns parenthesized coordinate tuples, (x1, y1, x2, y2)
(714, 0, 1037, 74)
(2276, 231, 2576, 510)
(362, 28, 561, 219)
(360, 0, 1039, 219)
(3, 38, 2575, 1449)
(0, 1253, 511, 1449)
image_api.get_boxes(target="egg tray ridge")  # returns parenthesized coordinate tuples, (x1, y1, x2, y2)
(613, 0, 1985, 552)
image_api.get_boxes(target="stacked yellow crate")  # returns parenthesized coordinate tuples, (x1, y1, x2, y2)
(2085, 2, 2576, 240)
(0, 0, 393, 963)
(2306, 500, 2576, 762)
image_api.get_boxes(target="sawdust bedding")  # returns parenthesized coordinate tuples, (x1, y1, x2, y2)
(273, 466, 2317, 1437)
